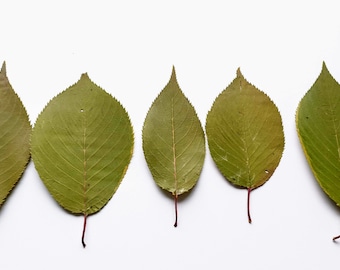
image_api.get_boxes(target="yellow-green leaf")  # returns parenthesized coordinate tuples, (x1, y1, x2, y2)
(0, 62, 31, 208)
(142, 67, 205, 227)
(31, 73, 134, 247)
(206, 68, 284, 223)
(296, 62, 340, 240)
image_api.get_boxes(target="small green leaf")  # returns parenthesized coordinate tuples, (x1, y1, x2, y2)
(206, 68, 284, 223)
(0, 62, 31, 208)
(31, 73, 134, 247)
(296, 62, 340, 240)
(142, 67, 205, 227)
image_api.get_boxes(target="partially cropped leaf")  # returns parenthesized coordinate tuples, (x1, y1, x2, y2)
(142, 67, 205, 227)
(0, 62, 31, 208)
(296, 62, 340, 240)
(31, 74, 133, 247)
(206, 68, 284, 223)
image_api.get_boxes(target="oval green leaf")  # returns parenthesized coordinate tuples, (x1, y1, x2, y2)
(296, 62, 340, 240)
(142, 67, 206, 227)
(0, 62, 31, 208)
(31, 73, 134, 247)
(206, 68, 284, 223)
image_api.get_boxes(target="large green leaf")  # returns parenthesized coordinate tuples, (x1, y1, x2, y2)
(296, 62, 340, 240)
(31, 73, 134, 247)
(142, 67, 205, 227)
(206, 68, 284, 223)
(0, 62, 31, 207)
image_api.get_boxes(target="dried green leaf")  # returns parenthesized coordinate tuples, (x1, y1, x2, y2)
(142, 67, 205, 227)
(0, 62, 31, 208)
(206, 68, 284, 223)
(31, 73, 134, 247)
(296, 62, 340, 240)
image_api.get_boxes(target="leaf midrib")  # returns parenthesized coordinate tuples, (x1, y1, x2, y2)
(171, 95, 178, 196)
(82, 109, 88, 214)
(237, 90, 256, 187)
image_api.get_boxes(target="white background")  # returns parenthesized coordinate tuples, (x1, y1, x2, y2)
(1, 0, 340, 269)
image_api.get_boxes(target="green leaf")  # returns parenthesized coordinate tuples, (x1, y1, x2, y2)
(296, 62, 340, 240)
(142, 67, 206, 227)
(0, 62, 31, 208)
(206, 68, 284, 223)
(31, 73, 134, 247)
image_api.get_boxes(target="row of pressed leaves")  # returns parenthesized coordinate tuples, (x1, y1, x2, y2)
(0, 61, 339, 247)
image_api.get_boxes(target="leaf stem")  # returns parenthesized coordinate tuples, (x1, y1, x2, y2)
(333, 235, 340, 241)
(82, 214, 87, 248)
(247, 187, 252, 224)
(174, 193, 178, 227)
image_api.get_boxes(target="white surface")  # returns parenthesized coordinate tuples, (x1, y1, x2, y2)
(1, 0, 340, 269)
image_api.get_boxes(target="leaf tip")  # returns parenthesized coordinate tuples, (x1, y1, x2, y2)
(236, 67, 243, 78)
(1, 61, 6, 75)
(166, 65, 180, 89)
(80, 72, 90, 80)
(318, 61, 337, 84)
(171, 65, 177, 80)
(321, 61, 329, 74)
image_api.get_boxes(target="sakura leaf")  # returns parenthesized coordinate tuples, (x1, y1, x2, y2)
(296, 62, 340, 240)
(31, 73, 134, 247)
(0, 62, 31, 208)
(206, 68, 284, 223)
(142, 67, 205, 227)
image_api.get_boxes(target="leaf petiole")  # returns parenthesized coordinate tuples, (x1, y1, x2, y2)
(247, 187, 252, 224)
(333, 235, 340, 241)
(174, 193, 178, 227)
(82, 214, 87, 248)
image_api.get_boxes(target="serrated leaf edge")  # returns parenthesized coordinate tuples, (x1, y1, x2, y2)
(142, 66, 206, 195)
(0, 61, 32, 207)
(31, 73, 134, 215)
(295, 61, 340, 206)
(206, 67, 285, 190)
